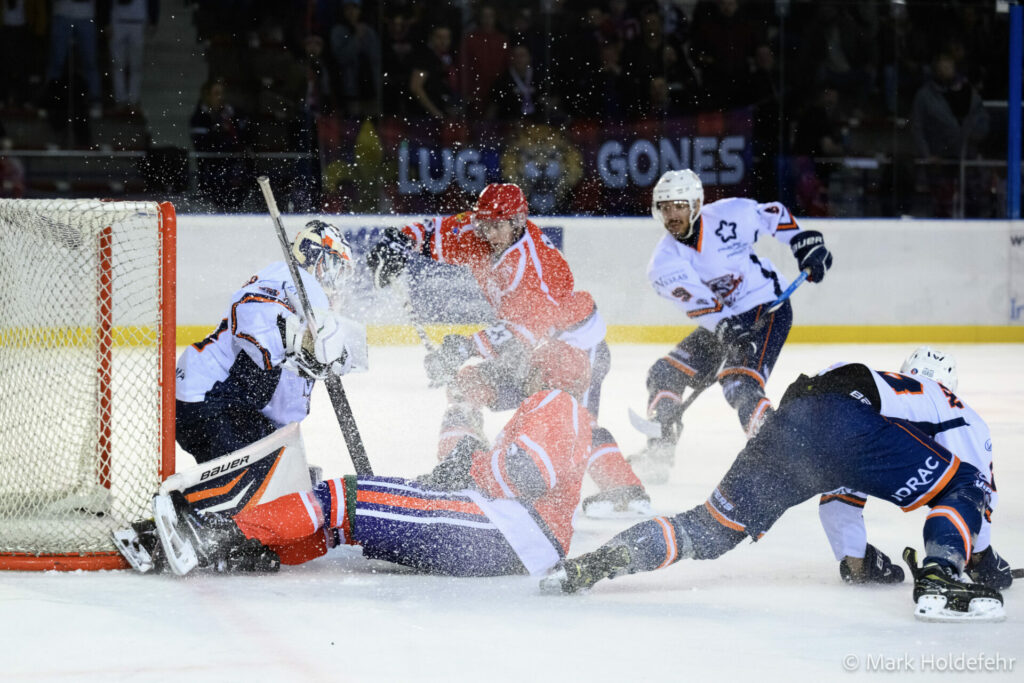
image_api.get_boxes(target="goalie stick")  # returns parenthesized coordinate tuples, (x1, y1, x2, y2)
(256, 176, 373, 476)
(629, 270, 810, 438)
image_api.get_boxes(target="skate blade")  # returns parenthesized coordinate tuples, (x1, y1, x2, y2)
(914, 594, 1007, 623)
(111, 528, 154, 573)
(583, 500, 655, 520)
(152, 494, 198, 577)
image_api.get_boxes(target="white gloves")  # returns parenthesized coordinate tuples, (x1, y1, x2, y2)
(282, 308, 368, 379)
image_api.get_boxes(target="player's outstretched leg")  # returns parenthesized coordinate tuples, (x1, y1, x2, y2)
(839, 543, 904, 584)
(153, 491, 281, 576)
(903, 547, 1005, 622)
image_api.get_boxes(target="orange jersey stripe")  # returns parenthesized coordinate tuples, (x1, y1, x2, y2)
(704, 500, 745, 532)
(357, 490, 482, 517)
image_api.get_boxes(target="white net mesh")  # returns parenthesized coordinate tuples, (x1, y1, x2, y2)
(0, 199, 172, 560)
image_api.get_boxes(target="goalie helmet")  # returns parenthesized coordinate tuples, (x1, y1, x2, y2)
(900, 346, 958, 392)
(651, 169, 704, 227)
(474, 183, 528, 231)
(529, 340, 591, 398)
(291, 220, 353, 293)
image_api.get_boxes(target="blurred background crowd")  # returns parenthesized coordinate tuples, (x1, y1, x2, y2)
(0, 0, 1014, 218)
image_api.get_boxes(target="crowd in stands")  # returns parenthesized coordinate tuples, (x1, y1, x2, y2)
(0, 0, 1012, 217)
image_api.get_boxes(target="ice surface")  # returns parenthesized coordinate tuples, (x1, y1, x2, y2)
(3, 344, 1022, 681)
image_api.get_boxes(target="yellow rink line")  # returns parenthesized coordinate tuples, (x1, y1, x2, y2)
(5, 325, 1022, 348)
(172, 324, 1024, 348)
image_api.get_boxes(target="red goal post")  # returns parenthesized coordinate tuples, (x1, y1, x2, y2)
(0, 199, 176, 570)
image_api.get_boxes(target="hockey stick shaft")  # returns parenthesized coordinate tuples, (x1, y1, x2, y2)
(394, 274, 435, 352)
(256, 176, 373, 475)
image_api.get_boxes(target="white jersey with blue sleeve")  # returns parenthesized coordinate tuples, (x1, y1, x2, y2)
(647, 197, 802, 331)
(175, 261, 330, 428)
(819, 364, 996, 559)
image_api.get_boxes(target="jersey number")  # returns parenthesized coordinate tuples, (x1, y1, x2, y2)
(192, 319, 229, 351)
(879, 372, 923, 395)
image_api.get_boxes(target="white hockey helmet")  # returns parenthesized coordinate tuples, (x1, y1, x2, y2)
(651, 169, 704, 226)
(900, 346, 958, 392)
(291, 220, 353, 293)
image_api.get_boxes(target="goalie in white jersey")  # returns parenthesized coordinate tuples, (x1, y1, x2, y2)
(175, 220, 367, 463)
(631, 169, 832, 483)
(818, 347, 1014, 590)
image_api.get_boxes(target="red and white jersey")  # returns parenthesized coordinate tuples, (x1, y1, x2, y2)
(819, 363, 997, 558)
(647, 197, 802, 330)
(468, 389, 593, 562)
(400, 213, 604, 354)
(175, 261, 329, 427)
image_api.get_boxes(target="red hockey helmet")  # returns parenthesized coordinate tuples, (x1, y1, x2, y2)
(528, 340, 591, 398)
(474, 183, 528, 225)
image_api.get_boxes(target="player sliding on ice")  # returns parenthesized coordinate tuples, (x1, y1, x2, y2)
(129, 341, 603, 578)
(365, 182, 652, 518)
(629, 169, 832, 484)
(541, 347, 1008, 623)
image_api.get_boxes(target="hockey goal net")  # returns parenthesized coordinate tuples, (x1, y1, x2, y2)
(0, 199, 176, 570)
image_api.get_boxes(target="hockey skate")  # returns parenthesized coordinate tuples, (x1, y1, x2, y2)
(153, 491, 281, 577)
(582, 486, 654, 519)
(839, 544, 904, 584)
(903, 547, 1005, 623)
(112, 519, 166, 573)
(539, 545, 632, 595)
(626, 439, 675, 485)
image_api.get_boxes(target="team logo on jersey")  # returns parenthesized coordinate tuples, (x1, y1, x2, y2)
(715, 220, 738, 242)
(671, 286, 692, 302)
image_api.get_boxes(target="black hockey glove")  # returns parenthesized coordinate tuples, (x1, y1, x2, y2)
(424, 334, 475, 387)
(790, 230, 833, 283)
(967, 546, 1014, 590)
(839, 544, 905, 584)
(415, 436, 483, 490)
(715, 316, 755, 354)
(366, 227, 415, 288)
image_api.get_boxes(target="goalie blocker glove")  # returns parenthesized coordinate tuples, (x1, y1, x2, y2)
(366, 227, 415, 288)
(790, 230, 833, 283)
(280, 308, 357, 380)
(424, 334, 475, 387)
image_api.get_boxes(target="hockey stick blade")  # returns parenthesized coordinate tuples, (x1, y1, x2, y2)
(628, 407, 662, 439)
(1012, 568, 1024, 579)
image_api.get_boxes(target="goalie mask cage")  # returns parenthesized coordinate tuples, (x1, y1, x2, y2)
(0, 199, 176, 570)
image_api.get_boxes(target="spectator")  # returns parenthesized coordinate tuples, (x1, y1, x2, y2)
(104, 0, 160, 114)
(407, 24, 458, 120)
(910, 52, 990, 217)
(799, 3, 878, 117)
(790, 86, 847, 217)
(381, 10, 415, 117)
(622, 9, 694, 119)
(251, 22, 307, 125)
(42, 0, 103, 118)
(690, 0, 758, 109)
(459, 4, 507, 119)
(329, 0, 381, 118)
(189, 79, 252, 210)
(1, 0, 46, 108)
(569, 39, 627, 124)
(489, 43, 539, 122)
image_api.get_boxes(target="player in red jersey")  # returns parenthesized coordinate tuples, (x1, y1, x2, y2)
(145, 341, 601, 577)
(366, 183, 651, 518)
